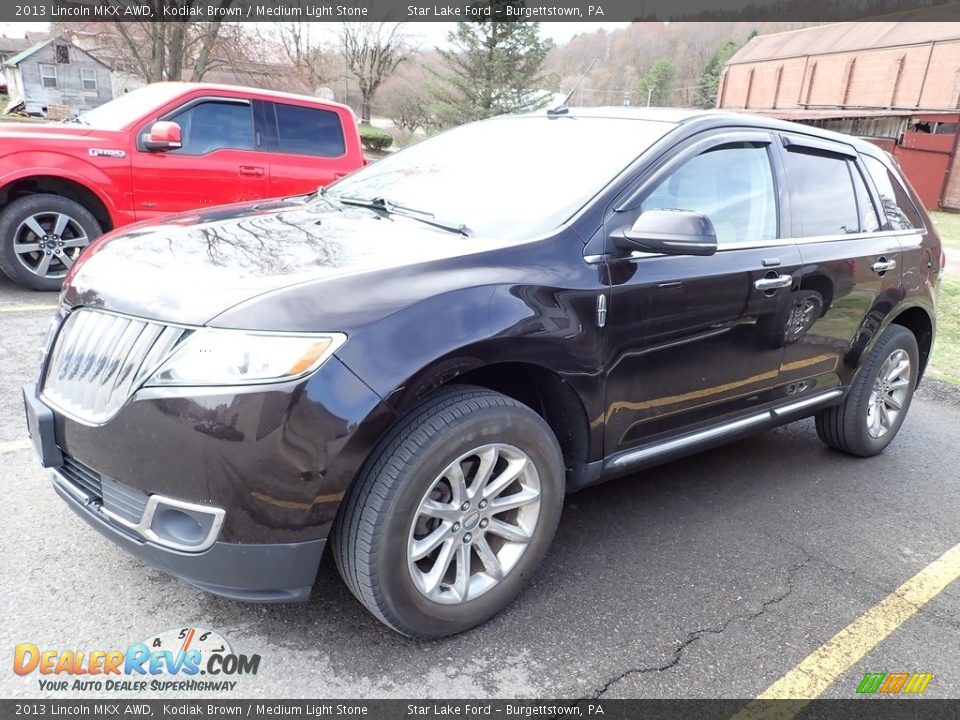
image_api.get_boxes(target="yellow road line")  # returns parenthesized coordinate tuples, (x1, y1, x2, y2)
(0, 304, 57, 313)
(0, 439, 31, 453)
(734, 542, 960, 719)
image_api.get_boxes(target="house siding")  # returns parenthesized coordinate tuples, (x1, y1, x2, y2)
(16, 43, 113, 114)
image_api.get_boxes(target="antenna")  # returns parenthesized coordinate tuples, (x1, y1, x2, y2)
(547, 58, 598, 116)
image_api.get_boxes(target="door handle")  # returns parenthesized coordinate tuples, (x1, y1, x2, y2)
(872, 258, 897, 274)
(754, 274, 793, 292)
(239, 166, 265, 177)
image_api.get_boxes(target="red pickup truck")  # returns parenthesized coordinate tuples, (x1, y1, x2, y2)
(0, 82, 364, 290)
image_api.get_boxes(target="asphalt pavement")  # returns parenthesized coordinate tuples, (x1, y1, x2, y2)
(1, 271, 959, 701)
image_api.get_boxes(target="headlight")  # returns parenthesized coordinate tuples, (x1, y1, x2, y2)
(145, 329, 346, 387)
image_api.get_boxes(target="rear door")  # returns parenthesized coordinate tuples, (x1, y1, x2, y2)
(775, 134, 904, 390)
(266, 101, 356, 197)
(130, 96, 270, 220)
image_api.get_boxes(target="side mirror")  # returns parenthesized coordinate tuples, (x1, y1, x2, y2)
(144, 121, 182, 151)
(615, 209, 718, 257)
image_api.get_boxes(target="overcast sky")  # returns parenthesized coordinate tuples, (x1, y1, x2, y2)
(0, 21, 630, 48)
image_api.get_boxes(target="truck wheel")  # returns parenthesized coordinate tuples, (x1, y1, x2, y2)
(0, 194, 102, 291)
(815, 324, 919, 457)
(332, 384, 564, 638)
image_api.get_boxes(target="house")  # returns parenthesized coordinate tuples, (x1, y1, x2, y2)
(717, 20, 960, 210)
(3, 37, 114, 117)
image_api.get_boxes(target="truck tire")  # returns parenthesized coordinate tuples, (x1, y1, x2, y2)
(332, 384, 565, 638)
(815, 324, 919, 457)
(0, 194, 102, 291)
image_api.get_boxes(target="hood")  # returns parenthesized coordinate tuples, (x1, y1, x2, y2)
(0, 122, 101, 140)
(63, 197, 512, 326)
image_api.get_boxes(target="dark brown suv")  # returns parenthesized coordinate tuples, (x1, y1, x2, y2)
(24, 108, 942, 638)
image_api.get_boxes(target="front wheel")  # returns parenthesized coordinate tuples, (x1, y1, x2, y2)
(0, 194, 101, 291)
(815, 324, 919, 457)
(332, 385, 564, 638)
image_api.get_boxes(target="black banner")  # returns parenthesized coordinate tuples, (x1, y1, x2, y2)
(5, 0, 960, 23)
(3, 700, 960, 720)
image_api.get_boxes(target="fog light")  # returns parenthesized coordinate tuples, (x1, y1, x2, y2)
(139, 496, 225, 553)
(154, 508, 205, 545)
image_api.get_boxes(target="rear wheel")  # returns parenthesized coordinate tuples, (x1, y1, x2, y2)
(0, 194, 101, 291)
(815, 324, 918, 457)
(332, 385, 564, 638)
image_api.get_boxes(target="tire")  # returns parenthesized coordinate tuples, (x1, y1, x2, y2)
(0, 194, 102, 291)
(815, 324, 919, 457)
(331, 384, 565, 638)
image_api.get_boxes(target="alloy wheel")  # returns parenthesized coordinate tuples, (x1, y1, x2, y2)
(407, 443, 541, 605)
(13, 212, 90, 279)
(866, 348, 911, 439)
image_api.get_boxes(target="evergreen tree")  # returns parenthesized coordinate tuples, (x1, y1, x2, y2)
(697, 32, 756, 108)
(429, 3, 552, 128)
(637, 59, 676, 107)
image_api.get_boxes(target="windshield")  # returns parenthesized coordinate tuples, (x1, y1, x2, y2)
(73, 84, 188, 130)
(328, 116, 674, 240)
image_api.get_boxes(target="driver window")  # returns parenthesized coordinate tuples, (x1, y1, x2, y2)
(641, 143, 777, 246)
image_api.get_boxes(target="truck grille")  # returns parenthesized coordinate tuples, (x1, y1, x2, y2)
(59, 454, 150, 525)
(41, 308, 187, 425)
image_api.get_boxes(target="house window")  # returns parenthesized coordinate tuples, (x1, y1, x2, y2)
(55, 44, 70, 64)
(39, 63, 58, 89)
(81, 67, 97, 92)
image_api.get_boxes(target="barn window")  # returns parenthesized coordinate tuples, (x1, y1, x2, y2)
(81, 67, 97, 91)
(39, 63, 58, 89)
(55, 44, 70, 64)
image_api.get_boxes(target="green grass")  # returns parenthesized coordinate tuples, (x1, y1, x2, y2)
(929, 211, 960, 252)
(928, 212, 960, 384)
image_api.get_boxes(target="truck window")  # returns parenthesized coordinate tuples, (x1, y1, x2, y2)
(170, 100, 255, 155)
(274, 103, 346, 158)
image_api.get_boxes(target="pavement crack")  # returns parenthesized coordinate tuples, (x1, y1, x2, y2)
(587, 556, 811, 698)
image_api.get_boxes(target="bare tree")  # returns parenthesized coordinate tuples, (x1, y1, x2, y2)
(95, 0, 238, 82)
(271, 21, 339, 94)
(340, 23, 409, 124)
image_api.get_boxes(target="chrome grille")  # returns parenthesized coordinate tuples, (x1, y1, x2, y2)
(41, 308, 187, 425)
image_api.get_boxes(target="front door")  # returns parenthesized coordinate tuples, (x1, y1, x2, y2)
(602, 132, 801, 455)
(131, 97, 269, 220)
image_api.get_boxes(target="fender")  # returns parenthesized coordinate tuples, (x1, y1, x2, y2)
(0, 151, 131, 226)
(848, 298, 936, 383)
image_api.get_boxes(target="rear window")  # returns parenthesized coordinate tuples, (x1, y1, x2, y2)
(274, 103, 346, 158)
(862, 155, 924, 231)
(783, 149, 860, 237)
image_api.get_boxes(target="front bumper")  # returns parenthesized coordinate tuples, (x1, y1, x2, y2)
(24, 349, 396, 603)
(51, 466, 325, 602)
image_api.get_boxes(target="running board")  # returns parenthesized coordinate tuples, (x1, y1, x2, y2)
(599, 389, 845, 482)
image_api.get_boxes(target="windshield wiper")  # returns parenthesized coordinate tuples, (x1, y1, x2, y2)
(335, 195, 472, 237)
(62, 116, 89, 125)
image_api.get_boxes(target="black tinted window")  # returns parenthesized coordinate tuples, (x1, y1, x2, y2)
(862, 155, 924, 231)
(169, 101, 254, 155)
(275, 103, 346, 157)
(783, 149, 859, 237)
(641, 144, 777, 245)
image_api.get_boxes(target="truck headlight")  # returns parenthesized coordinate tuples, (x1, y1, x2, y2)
(145, 330, 346, 387)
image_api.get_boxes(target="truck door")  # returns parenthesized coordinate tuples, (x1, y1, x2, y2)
(130, 97, 269, 220)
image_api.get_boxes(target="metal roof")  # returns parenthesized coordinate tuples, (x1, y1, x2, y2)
(728, 21, 960, 66)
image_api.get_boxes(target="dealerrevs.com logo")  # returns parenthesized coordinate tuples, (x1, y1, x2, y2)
(13, 627, 260, 692)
